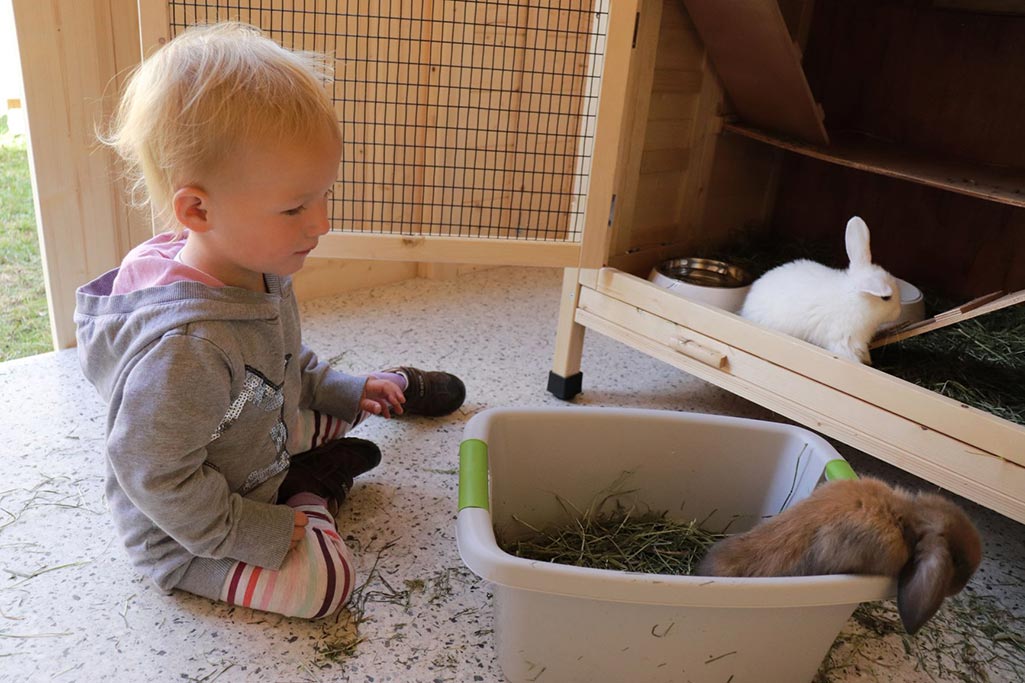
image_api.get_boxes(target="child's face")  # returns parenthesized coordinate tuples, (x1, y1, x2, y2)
(190, 130, 342, 291)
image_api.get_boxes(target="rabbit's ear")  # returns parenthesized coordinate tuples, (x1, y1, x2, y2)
(845, 216, 872, 268)
(855, 271, 895, 298)
(897, 533, 953, 634)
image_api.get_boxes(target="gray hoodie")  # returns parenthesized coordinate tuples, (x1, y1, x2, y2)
(75, 269, 365, 595)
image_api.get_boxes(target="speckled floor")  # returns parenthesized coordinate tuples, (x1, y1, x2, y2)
(1, 266, 1023, 683)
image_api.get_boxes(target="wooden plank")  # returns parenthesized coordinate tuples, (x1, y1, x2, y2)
(551, 268, 587, 378)
(639, 147, 691, 175)
(607, 239, 694, 276)
(578, 268, 600, 290)
(675, 49, 725, 242)
(693, 130, 782, 252)
(614, 0, 710, 266)
(650, 68, 702, 93)
(606, 0, 664, 260)
(680, 0, 828, 144)
(314, 232, 580, 267)
(578, 0, 643, 268)
(517, 1, 596, 244)
(631, 171, 687, 237)
(575, 289, 1025, 523)
(726, 122, 1025, 209)
(596, 268, 1025, 468)
(870, 290, 1025, 348)
(136, 0, 169, 56)
(414, 0, 438, 237)
(293, 259, 417, 302)
(13, 0, 134, 349)
(110, 1, 149, 246)
(429, 1, 521, 239)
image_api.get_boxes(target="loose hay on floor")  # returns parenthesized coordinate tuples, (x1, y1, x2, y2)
(816, 589, 1025, 683)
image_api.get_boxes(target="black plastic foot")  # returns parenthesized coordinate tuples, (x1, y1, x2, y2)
(547, 370, 583, 400)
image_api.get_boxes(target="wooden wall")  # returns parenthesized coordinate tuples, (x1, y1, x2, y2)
(770, 0, 1025, 299)
(772, 159, 1025, 300)
(608, 0, 729, 276)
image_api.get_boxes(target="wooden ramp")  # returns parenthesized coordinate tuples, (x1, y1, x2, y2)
(681, 0, 828, 144)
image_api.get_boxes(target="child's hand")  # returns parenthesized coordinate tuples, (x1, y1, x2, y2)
(360, 378, 406, 418)
(290, 510, 308, 550)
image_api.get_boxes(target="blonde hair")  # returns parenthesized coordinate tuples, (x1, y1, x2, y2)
(102, 22, 340, 233)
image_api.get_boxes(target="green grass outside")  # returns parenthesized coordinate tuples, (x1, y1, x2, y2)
(0, 113, 51, 361)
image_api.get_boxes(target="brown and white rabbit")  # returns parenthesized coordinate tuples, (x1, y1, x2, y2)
(739, 217, 902, 364)
(696, 478, 982, 634)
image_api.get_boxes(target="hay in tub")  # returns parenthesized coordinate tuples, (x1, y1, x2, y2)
(498, 477, 729, 576)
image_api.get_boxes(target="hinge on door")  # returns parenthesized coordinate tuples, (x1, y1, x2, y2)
(608, 194, 617, 227)
(632, 12, 640, 48)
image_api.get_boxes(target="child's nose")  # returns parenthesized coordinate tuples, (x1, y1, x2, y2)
(309, 201, 331, 236)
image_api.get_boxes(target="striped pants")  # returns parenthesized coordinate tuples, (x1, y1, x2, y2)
(215, 406, 368, 619)
(219, 491, 354, 620)
(181, 371, 406, 619)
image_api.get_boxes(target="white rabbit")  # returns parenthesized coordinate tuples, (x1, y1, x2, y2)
(739, 216, 902, 364)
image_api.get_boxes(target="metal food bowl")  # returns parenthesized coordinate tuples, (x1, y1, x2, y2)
(648, 258, 753, 312)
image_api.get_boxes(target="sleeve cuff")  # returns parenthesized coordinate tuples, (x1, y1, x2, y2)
(310, 370, 367, 424)
(226, 498, 297, 570)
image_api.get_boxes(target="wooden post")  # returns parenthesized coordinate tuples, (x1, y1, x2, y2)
(12, 0, 143, 349)
(548, 267, 587, 398)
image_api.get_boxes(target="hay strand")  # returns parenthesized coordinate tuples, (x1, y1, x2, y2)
(499, 478, 727, 576)
(873, 298, 1025, 426)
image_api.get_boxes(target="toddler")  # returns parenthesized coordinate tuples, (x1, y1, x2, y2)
(75, 22, 465, 619)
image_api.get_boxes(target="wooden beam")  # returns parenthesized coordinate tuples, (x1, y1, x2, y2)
(596, 268, 1025, 467)
(681, 0, 828, 144)
(726, 122, 1025, 209)
(871, 290, 1025, 348)
(576, 287, 1025, 523)
(13, 0, 140, 349)
(578, 0, 643, 268)
(314, 232, 580, 268)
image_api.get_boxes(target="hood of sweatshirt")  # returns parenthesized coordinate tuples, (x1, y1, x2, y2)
(75, 268, 289, 401)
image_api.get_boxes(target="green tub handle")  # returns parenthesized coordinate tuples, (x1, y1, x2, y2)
(824, 459, 859, 481)
(459, 438, 489, 511)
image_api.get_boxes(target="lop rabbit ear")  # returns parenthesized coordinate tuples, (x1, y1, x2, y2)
(897, 533, 954, 634)
(845, 216, 873, 268)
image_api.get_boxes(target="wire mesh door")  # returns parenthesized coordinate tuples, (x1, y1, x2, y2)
(143, 0, 621, 266)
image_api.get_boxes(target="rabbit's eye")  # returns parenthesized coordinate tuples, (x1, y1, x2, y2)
(881, 295, 892, 301)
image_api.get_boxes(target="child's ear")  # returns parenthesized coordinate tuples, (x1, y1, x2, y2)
(172, 186, 212, 233)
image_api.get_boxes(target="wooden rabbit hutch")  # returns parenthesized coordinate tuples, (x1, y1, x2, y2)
(136, 0, 1025, 523)
(549, 0, 1025, 524)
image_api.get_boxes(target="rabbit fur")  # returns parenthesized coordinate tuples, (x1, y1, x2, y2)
(696, 477, 982, 634)
(739, 217, 902, 364)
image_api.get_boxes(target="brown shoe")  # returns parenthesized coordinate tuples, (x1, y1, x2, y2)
(278, 437, 382, 511)
(387, 366, 466, 417)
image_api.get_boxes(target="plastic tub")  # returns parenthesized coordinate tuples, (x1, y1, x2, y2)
(456, 407, 894, 683)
